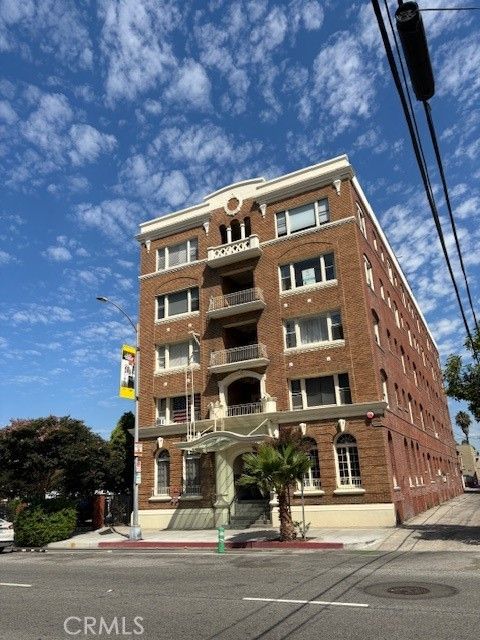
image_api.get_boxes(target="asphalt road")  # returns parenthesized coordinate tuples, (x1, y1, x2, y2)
(1, 548, 479, 640)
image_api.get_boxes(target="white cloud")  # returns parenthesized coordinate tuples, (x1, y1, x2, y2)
(43, 246, 72, 261)
(312, 33, 376, 133)
(0, 0, 93, 68)
(0, 249, 13, 264)
(74, 198, 142, 243)
(0, 99, 17, 123)
(99, 0, 180, 103)
(9, 304, 74, 324)
(165, 60, 211, 110)
(454, 196, 480, 220)
(22, 92, 73, 158)
(436, 31, 480, 107)
(68, 124, 117, 166)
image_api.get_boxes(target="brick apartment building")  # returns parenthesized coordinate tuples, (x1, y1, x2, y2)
(135, 155, 463, 530)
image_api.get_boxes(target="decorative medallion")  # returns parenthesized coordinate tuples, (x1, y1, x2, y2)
(224, 195, 242, 216)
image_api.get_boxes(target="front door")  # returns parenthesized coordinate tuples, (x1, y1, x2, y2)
(233, 453, 263, 501)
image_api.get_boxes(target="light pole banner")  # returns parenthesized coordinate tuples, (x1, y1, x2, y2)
(119, 344, 136, 400)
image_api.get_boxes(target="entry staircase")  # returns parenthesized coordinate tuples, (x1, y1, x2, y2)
(228, 500, 271, 529)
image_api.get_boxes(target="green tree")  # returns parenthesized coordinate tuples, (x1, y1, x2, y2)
(455, 411, 472, 444)
(443, 325, 480, 421)
(108, 412, 134, 493)
(239, 429, 311, 541)
(0, 416, 111, 501)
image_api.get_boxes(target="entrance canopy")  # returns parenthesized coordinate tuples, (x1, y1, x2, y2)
(176, 430, 269, 453)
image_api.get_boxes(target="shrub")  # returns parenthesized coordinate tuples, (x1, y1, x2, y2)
(14, 506, 77, 548)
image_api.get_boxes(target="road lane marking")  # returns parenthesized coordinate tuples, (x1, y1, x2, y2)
(243, 597, 369, 608)
(0, 582, 32, 588)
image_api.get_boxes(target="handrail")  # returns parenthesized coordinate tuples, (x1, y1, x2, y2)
(208, 288, 264, 311)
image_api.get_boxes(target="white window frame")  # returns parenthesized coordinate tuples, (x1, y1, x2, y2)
(372, 311, 380, 346)
(284, 311, 343, 350)
(156, 394, 200, 425)
(275, 198, 330, 237)
(154, 450, 170, 496)
(357, 203, 367, 238)
(183, 452, 201, 496)
(364, 256, 374, 290)
(289, 373, 352, 410)
(155, 287, 199, 321)
(157, 238, 198, 271)
(155, 339, 199, 372)
(334, 434, 362, 488)
(381, 370, 389, 406)
(278, 253, 336, 293)
(393, 302, 400, 328)
(297, 440, 321, 491)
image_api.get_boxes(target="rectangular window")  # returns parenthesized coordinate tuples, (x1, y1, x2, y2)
(275, 199, 330, 237)
(290, 373, 352, 409)
(284, 311, 343, 349)
(156, 340, 200, 371)
(156, 287, 199, 320)
(157, 394, 200, 424)
(157, 238, 198, 271)
(279, 253, 336, 292)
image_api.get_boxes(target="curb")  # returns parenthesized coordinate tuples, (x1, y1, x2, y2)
(97, 540, 344, 550)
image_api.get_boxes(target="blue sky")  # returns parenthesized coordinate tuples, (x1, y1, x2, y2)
(0, 0, 479, 442)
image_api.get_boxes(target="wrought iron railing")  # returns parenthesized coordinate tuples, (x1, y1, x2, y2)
(227, 402, 263, 417)
(210, 343, 267, 367)
(208, 288, 264, 312)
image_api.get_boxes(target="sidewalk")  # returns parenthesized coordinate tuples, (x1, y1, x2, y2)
(47, 525, 390, 551)
(46, 493, 480, 553)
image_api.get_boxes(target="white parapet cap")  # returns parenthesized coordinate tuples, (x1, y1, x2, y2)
(136, 154, 353, 242)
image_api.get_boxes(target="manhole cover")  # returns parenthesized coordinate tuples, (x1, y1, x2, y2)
(363, 582, 458, 600)
(387, 585, 430, 596)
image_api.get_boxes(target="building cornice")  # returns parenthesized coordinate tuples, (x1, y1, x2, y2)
(136, 155, 353, 244)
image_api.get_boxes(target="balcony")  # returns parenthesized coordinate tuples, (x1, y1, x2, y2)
(207, 235, 262, 268)
(207, 288, 266, 319)
(209, 343, 269, 373)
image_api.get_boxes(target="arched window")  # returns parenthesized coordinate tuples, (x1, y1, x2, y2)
(243, 216, 252, 237)
(372, 310, 380, 346)
(388, 432, 399, 489)
(183, 452, 201, 496)
(230, 219, 241, 241)
(156, 450, 170, 496)
(380, 369, 389, 406)
(301, 439, 321, 490)
(335, 434, 362, 487)
(219, 224, 227, 245)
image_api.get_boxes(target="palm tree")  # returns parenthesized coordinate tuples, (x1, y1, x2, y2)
(456, 411, 472, 444)
(239, 433, 311, 541)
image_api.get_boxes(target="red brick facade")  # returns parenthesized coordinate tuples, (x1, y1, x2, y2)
(136, 156, 462, 529)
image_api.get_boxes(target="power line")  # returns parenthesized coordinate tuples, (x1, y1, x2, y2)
(423, 101, 479, 329)
(370, 0, 478, 356)
(389, 1, 479, 331)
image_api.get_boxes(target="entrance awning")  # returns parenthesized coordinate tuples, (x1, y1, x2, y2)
(176, 430, 270, 452)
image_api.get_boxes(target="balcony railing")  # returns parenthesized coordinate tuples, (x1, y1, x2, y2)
(182, 483, 201, 496)
(209, 287, 265, 312)
(209, 343, 268, 370)
(226, 402, 263, 417)
(303, 478, 322, 490)
(207, 235, 262, 267)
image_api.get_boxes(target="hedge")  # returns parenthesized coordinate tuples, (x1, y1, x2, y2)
(14, 506, 77, 548)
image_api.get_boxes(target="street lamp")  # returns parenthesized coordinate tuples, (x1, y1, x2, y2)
(96, 296, 142, 540)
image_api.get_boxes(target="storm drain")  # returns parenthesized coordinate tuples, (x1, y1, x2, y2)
(363, 582, 458, 600)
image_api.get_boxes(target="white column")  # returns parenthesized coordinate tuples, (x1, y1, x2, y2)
(226, 226, 232, 244)
(240, 221, 246, 239)
(214, 451, 230, 526)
